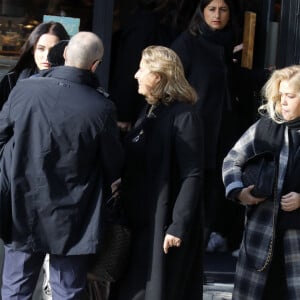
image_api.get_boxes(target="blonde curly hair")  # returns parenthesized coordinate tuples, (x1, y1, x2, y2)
(259, 65, 300, 123)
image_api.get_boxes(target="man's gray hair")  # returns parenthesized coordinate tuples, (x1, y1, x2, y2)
(64, 31, 104, 69)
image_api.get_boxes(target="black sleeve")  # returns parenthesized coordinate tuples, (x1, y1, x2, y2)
(166, 111, 204, 240)
(171, 32, 192, 76)
(0, 94, 14, 153)
(99, 103, 124, 185)
(0, 72, 19, 111)
(0, 75, 11, 110)
(228, 188, 243, 204)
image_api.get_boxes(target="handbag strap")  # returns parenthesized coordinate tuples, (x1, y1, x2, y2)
(243, 168, 278, 272)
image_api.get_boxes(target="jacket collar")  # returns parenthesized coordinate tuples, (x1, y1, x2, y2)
(41, 66, 100, 89)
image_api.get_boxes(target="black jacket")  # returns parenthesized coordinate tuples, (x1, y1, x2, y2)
(0, 68, 35, 110)
(0, 66, 123, 255)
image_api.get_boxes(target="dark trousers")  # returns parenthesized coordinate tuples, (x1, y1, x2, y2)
(2, 245, 90, 300)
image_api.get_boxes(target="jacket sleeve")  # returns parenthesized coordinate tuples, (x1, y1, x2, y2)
(222, 121, 258, 198)
(0, 74, 13, 111)
(166, 111, 204, 240)
(0, 95, 14, 153)
(98, 102, 124, 186)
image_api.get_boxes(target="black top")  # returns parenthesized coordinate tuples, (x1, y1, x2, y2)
(278, 126, 300, 229)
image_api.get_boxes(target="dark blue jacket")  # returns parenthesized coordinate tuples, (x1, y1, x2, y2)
(0, 66, 123, 255)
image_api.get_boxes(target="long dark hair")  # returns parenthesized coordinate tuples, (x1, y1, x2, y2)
(189, 0, 240, 41)
(12, 21, 69, 74)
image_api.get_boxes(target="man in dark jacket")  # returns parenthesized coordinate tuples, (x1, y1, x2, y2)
(0, 31, 123, 299)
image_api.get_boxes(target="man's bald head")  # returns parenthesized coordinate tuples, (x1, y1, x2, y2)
(64, 31, 104, 71)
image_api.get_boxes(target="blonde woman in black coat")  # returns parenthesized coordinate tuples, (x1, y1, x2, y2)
(109, 46, 204, 300)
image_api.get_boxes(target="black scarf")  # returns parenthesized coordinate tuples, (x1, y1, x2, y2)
(198, 22, 235, 112)
(255, 116, 300, 186)
(283, 116, 300, 192)
(285, 116, 300, 130)
(279, 117, 300, 228)
(254, 116, 300, 229)
(199, 22, 234, 65)
(254, 116, 285, 156)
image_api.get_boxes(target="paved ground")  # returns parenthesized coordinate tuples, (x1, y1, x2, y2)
(203, 252, 237, 300)
(203, 283, 233, 299)
(0, 240, 236, 300)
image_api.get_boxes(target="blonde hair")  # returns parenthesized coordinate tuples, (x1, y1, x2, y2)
(141, 45, 197, 104)
(259, 65, 300, 123)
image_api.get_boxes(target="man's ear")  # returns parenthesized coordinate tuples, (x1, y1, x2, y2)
(63, 46, 68, 63)
(90, 60, 100, 73)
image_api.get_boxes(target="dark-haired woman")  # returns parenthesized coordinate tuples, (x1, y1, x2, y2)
(0, 21, 69, 299)
(0, 21, 69, 110)
(171, 0, 252, 251)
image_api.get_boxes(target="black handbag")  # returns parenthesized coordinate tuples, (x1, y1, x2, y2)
(88, 194, 131, 283)
(241, 151, 277, 198)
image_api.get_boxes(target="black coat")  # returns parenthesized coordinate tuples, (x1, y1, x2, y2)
(0, 66, 123, 254)
(172, 31, 240, 169)
(172, 31, 270, 170)
(0, 68, 35, 110)
(111, 102, 204, 300)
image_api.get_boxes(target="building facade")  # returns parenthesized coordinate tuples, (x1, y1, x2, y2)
(0, 0, 296, 89)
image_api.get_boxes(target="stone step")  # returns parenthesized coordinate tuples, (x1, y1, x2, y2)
(203, 283, 233, 300)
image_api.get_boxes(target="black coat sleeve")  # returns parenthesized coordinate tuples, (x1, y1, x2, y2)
(98, 102, 124, 186)
(166, 110, 204, 240)
(0, 74, 13, 111)
(171, 31, 192, 77)
(0, 93, 14, 152)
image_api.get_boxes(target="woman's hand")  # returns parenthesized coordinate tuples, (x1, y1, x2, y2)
(163, 234, 182, 254)
(117, 121, 131, 133)
(111, 178, 121, 195)
(281, 192, 300, 211)
(238, 185, 266, 205)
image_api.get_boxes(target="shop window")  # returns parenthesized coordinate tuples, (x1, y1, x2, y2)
(0, 0, 94, 79)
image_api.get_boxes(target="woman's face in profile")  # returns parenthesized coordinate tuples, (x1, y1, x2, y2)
(203, 0, 230, 30)
(34, 33, 60, 70)
(134, 59, 161, 104)
(279, 79, 300, 121)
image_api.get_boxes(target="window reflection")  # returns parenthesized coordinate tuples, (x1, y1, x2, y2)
(0, 0, 93, 78)
(0, 0, 93, 54)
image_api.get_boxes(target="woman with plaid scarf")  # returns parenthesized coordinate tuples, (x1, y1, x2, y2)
(223, 65, 300, 299)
